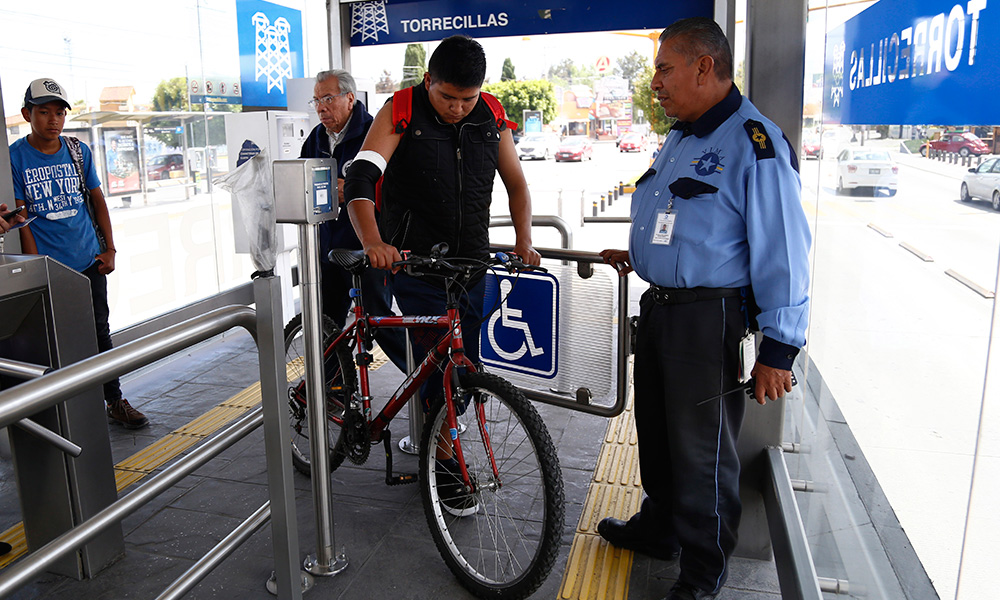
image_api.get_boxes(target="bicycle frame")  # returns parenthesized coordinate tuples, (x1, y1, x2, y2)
(312, 273, 500, 487)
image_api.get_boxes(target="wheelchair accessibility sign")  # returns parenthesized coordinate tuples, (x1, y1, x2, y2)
(480, 271, 559, 378)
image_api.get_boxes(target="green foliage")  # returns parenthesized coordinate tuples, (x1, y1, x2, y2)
(501, 57, 516, 81)
(152, 77, 189, 112)
(632, 65, 675, 137)
(482, 79, 558, 132)
(614, 51, 649, 91)
(401, 43, 426, 89)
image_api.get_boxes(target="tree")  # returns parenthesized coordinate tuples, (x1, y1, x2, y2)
(546, 58, 597, 88)
(614, 51, 649, 91)
(482, 79, 558, 132)
(152, 77, 189, 112)
(501, 58, 516, 81)
(400, 43, 426, 89)
(632, 65, 675, 137)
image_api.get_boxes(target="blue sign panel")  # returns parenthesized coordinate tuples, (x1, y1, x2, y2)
(236, 0, 304, 108)
(823, 0, 999, 125)
(347, 0, 712, 46)
(480, 271, 559, 378)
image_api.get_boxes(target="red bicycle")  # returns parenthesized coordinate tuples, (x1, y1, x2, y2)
(282, 245, 564, 599)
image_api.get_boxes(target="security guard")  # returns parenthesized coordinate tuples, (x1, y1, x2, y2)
(598, 18, 810, 600)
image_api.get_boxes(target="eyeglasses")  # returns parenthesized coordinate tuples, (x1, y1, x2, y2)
(308, 92, 349, 108)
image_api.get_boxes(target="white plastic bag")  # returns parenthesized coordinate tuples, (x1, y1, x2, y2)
(215, 148, 276, 273)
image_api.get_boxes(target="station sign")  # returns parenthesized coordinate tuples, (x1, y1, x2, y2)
(236, 0, 304, 108)
(346, 0, 711, 46)
(823, 0, 999, 125)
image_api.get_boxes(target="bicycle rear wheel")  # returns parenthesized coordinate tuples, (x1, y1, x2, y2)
(420, 371, 564, 600)
(283, 314, 355, 475)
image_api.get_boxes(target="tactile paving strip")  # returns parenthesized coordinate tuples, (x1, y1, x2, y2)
(558, 391, 642, 600)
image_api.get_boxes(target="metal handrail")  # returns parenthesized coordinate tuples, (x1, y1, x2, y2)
(0, 302, 304, 599)
(0, 306, 256, 429)
(489, 244, 631, 418)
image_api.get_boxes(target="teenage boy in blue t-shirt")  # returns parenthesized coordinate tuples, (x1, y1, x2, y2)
(10, 78, 148, 429)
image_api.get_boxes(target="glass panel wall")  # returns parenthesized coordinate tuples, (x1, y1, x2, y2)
(1, 0, 330, 330)
(795, 1, 1000, 597)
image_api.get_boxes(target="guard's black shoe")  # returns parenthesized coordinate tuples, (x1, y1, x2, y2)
(663, 581, 718, 600)
(597, 516, 680, 561)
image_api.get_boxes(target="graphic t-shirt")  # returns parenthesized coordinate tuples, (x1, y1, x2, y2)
(9, 136, 102, 272)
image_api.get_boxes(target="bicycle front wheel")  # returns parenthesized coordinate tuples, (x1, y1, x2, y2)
(420, 371, 564, 600)
(283, 314, 355, 476)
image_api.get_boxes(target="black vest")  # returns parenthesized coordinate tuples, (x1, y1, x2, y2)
(379, 83, 503, 260)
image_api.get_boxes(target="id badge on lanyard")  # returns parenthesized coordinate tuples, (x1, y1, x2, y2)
(650, 195, 677, 245)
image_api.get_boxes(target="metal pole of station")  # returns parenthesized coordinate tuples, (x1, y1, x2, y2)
(398, 333, 421, 455)
(298, 222, 348, 578)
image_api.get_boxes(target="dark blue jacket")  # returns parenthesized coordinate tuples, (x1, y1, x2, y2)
(300, 100, 373, 256)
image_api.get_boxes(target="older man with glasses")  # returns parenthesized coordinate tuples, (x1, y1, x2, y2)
(300, 69, 407, 372)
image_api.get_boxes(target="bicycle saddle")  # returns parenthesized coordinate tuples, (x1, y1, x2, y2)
(328, 248, 368, 273)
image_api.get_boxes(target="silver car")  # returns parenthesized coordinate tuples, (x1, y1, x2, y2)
(516, 133, 560, 161)
(961, 156, 1000, 210)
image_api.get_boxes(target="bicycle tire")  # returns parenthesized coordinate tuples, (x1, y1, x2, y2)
(283, 314, 356, 476)
(420, 371, 564, 600)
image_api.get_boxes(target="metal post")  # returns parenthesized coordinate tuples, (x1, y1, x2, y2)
(557, 189, 564, 218)
(619, 181, 624, 195)
(254, 276, 310, 599)
(399, 331, 421, 455)
(600, 195, 606, 212)
(592, 200, 598, 217)
(298, 224, 348, 578)
(613, 186, 619, 201)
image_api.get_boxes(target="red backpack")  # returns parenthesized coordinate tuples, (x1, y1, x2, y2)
(390, 85, 517, 134)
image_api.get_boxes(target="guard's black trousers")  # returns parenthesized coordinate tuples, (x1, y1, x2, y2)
(632, 290, 746, 594)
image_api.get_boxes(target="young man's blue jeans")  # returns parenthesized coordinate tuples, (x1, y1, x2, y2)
(389, 272, 485, 412)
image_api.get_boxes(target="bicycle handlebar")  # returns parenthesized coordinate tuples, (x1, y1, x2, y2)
(391, 250, 547, 279)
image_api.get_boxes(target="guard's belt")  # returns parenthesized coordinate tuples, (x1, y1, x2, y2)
(648, 285, 741, 305)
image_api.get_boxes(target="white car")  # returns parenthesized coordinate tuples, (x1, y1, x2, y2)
(835, 148, 899, 196)
(960, 155, 1000, 210)
(516, 133, 560, 160)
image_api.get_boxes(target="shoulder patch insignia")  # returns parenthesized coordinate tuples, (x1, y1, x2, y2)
(743, 119, 775, 160)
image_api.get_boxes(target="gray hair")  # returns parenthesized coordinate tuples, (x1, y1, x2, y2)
(315, 69, 357, 95)
(659, 17, 734, 82)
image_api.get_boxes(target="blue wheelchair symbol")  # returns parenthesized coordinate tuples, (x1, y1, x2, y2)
(480, 272, 559, 378)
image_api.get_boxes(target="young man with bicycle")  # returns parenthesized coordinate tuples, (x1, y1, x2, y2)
(344, 35, 540, 516)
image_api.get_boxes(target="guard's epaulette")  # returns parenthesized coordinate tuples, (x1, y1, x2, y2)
(743, 119, 775, 160)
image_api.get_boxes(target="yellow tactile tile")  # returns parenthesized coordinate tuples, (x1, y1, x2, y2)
(558, 533, 633, 600)
(172, 405, 251, 436)
(0, 524, 26, 569)
(578, 483, 645, 536)
(114, 433, 202, 472)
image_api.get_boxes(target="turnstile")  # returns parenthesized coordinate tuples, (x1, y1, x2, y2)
(0, 254, 124, 578)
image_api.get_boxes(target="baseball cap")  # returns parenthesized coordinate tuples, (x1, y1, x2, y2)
(23, 78, 71, 110)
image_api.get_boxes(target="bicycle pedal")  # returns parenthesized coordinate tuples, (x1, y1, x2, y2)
(386, 473, 418, 486)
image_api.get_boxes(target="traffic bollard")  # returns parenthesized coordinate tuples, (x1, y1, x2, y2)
(601, 195, 606, 212)
(592, 201, 598, 217)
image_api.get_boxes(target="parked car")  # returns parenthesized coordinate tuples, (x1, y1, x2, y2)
(960, 155, 1000, 210)
(835, 148, 899, 195)
(820, 127, 852, 159)
(516, 133, 560, 160)
(619, 133, 647, 153)
(554, 137, 593, 162)
(801, 136, 821, 160)
(921, 131, 990, 157)
(146, 153, 185, 181)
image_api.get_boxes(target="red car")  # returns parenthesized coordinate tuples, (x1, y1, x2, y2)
(619, 133, 647, 153)
(921, 132, 989, 157)
(146, 153, 185, 180)
(801, 137, 820, 160)
(554, 137, 593, 162)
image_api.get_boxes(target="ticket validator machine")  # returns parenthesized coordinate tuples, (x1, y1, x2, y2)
(272, 158, 348, 579)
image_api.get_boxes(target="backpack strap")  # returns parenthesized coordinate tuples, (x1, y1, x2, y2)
(391, 87, 413, 134)
(63, 136, 108, 252)
(481, 92, 517, 132)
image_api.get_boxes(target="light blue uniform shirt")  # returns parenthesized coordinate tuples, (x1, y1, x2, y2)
(629, 87, 810, 359)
